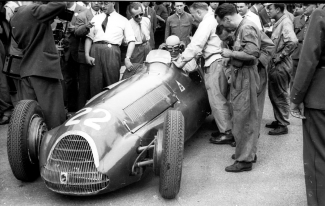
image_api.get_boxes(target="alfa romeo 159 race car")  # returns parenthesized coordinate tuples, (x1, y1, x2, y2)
(7, 50, 210, 199)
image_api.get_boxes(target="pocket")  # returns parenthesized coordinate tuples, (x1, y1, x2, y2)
(181, 23, 190, 28)
(43, 51, 59, 61)
(170, 23, 178, 28)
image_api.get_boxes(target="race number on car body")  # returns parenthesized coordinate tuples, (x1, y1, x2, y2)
(65, 108, 111, 130)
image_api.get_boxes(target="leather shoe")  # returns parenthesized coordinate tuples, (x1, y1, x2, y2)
(225, 161, 252, 172)
(211, 130, 220, 137)
(268, 126, 288, 135)
(265, 121, 279, 128)
(210, 132, 234, 145)
(230, 141, 236, 147)
(231, 154, 257, 163)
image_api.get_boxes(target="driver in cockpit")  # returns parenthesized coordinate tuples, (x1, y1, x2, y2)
(159, 35, 198, 73)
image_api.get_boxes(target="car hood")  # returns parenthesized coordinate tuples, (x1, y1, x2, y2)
(39, 67, 178, 174)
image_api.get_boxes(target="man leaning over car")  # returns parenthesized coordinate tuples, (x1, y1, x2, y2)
(174, 2, 234, 146)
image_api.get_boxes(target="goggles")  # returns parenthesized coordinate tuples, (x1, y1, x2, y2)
(166, 45, 180, 52)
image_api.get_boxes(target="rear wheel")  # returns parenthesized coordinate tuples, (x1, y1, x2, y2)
(159, 110, 185, 199)
(7, 100, 47, 181)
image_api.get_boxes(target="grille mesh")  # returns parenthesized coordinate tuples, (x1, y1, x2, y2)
(124, 85, 171, 122)
(42, 135, 109, 195)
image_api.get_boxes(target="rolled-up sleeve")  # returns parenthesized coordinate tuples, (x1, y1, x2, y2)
(123, 20, 135, 44)
(86, 24, 96, 41)
(181, 20, 210, 62)
(240, 25, 260, 58)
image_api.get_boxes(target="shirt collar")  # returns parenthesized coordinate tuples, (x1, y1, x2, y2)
(203, 11, 213, 21)
(91, 8, 100, 16)
(67, 2, 76, 12)
(176, 12, 184, 18)
(273, 14, 287, 28)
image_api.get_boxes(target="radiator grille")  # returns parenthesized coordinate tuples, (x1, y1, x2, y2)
(123, 85, 171, 122)
(42, 135, 109, 195)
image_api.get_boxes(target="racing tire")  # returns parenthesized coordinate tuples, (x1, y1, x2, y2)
(159, 110, 185, 199)
(7, 100, 47, 181)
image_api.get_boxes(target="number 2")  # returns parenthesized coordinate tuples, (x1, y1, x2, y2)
(84, 109, 111, 130)
(65, 107, 111, 130)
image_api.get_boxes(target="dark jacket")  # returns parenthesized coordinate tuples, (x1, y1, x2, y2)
(64, 3, 86, 62)
(250, 5, 271, 27)
(74, 8, 93, 64)
(11, 2, 66, 79)
(291, 14, 310, 60)
(291, 9, 325, 110)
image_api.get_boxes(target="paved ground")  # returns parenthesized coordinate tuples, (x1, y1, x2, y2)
(0, 96, 307, 206)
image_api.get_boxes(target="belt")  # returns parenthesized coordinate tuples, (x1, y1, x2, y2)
(231, 59, 257, 68)
(93, 41, 119, 46)
(135, 41, 148, 46)
(203, 58, 223, 73)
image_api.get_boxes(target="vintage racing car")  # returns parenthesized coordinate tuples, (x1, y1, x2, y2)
(7, 50, 210, 199)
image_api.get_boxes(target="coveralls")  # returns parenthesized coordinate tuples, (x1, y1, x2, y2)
(231, 18, 261, 162)
(269, 14, 297, 127)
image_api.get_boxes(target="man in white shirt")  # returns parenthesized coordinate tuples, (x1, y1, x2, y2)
(128, 2, 151, 64)
(85, 2, 135, 98)
(236, 3, 263, 31)
(141, 2, 157, 49)
(174, 2, 234, 145)
(208, 2, 219, 14)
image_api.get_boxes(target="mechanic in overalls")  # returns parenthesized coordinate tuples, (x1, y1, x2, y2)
(216, 3, 261, 172)
(264, 3, 298, 136)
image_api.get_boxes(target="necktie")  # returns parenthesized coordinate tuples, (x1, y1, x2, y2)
(102, 14, 110, 32)
(139, 22, 146, 43)
(144, 8, 148, 17)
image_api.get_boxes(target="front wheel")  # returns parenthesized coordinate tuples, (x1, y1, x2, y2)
(7, 100, 47, 181)
(159, 110, 185, 199)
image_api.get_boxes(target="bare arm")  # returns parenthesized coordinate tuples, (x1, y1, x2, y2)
(84, 37, 95, 65)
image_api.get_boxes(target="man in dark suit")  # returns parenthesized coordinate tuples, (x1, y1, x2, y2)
(142, 2, 157, 49)
(250, 3, 272, 28)
(291, 3, 316, 90)
(61, 2, 86, 112)
(290, 7, 325, 206)
(10, 2, 66, 129)
(74, 2, 101, 109)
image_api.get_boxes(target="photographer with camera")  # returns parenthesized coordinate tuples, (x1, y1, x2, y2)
(10, 2, 68, 129)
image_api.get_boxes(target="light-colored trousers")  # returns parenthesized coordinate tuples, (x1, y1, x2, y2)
(204, 59, 232, 133)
